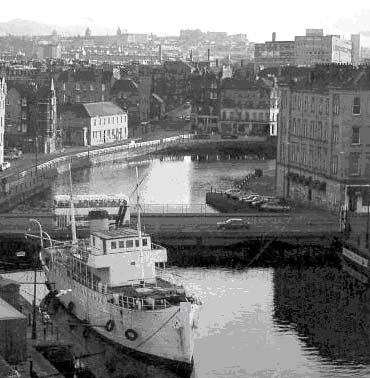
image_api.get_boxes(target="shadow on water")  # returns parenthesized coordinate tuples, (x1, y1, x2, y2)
(273, 266, 370, 365)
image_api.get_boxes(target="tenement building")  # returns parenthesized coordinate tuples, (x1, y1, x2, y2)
(277, 65, 370, 213)
(219, 77, 279, 137)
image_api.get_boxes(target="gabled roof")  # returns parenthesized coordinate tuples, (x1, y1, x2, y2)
(60, 101, 126, 118)
(83, 102, 126, 117)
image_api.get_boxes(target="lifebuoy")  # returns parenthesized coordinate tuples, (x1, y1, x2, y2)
(125, 329, 138, 341)
(67, 301, 75, 313)
(105, 319, 115, 332)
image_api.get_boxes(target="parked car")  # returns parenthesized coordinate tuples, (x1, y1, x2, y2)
(217, 218, 250, 230)
(260, 199, 291, 212)
(241, 195, 262, 204)
(0, 161, 11, 171)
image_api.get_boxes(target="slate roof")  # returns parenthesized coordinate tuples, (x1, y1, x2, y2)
(111, 79, 139, 93)
(7, 80, 53, 101)
(59, 102, 126, 118)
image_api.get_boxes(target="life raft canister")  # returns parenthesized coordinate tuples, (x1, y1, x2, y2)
(105, 319, 115, 332)
(125, 328, 138, 341)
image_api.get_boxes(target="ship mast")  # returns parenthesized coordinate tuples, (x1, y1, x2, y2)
(69, 160, 77, 244)
(136, 167, 145, 287)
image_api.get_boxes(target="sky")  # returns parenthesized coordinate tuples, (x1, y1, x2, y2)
(2, 0, 370, 42)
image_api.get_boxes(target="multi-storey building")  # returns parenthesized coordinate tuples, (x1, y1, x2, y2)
(55, 68, 113, 104)
(254, 33, 295, 69)
(277, 65, 370, 212)
(58, 102, 127, 146)
(5, 79, 57, 153)
(0, 78, 6, 165)
(219, 77, 279, 137)
(294, 29, 354, 66)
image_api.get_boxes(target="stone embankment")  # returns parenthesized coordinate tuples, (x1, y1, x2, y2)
(0, 134, 194, 213)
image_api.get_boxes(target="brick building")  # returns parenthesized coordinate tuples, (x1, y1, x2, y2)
(277, 65, 370, 212)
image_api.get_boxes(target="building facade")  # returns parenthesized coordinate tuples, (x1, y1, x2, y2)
(219, 77, 279, 137)
(254, 33, 295, 69)
(5, 79, 57, 153)
(294, 29, 355, 66)
(0, 78, 6, 165)
(59, 102, 128, 147)
(277, 65, 370, 212)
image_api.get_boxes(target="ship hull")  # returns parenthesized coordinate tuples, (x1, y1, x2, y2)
(45, 265, 199, 377)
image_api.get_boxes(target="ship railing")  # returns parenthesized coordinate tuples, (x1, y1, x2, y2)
(107, 294, 172, 311)
(155, 267, 183, 287)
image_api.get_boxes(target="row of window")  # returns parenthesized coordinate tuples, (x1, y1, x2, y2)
(93, 115, 126, 126)
(281, 93, 361, 116)
(222, 111, 271, 122)
(110, 238, 148, 250)
(62, 83, 106, 92)
(92, 128, 127, 140)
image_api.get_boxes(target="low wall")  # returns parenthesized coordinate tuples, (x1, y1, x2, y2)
(0, 134, 194, 213)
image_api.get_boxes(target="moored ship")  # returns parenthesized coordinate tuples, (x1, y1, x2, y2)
(38, 169, 201, 376)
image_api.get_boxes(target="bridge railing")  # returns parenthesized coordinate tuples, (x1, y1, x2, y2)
(133, 203, 215, 214)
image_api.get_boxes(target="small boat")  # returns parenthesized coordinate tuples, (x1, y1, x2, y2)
(37, 166, 202, 376)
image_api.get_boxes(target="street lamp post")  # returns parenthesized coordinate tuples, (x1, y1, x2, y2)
(29, 218, 44, 340)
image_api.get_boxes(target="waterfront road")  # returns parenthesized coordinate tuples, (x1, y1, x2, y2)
(0, 210, 339, 242)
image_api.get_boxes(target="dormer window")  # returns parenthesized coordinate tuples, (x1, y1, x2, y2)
(142, 239, 148, 247)
(119, 240, 124, 248)
(135, 240, 139, 247)
(111, 241, 117, 249)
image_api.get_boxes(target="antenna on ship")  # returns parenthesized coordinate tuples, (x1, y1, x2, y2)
(69, 159, 77, 244)
(136, 166, 145, 287)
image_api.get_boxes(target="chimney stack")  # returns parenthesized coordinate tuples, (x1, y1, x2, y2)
(272, 32, 276, 42)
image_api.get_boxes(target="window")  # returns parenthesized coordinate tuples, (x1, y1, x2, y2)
(349, 153, 361, 175)
(119, 240, 125, 248)
(92, 236, 95, 246)
(111, 241, 117, 249)
(325, 99, 329, 115)
(352, 127, 360, 144)
(333, 94, 340, 115)
(135, 240, 140, 247)
(76, 95, 80, 103)
(130, 261, 135, 265)
(304, 96, 308, 112)
(311, 97, 315, 113)
(331, 155, 338, 175)
(75, 83, 80, 91)
(142, 238, 148, 247)
(332, 126, 339, 144)
(126, 240, 133, 248)
(353, 97, 361, 115)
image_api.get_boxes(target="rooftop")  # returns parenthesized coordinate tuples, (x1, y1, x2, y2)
(60, 101, 126, 118)
(93, 227, 149, 240)
(0, 297, 26, 320)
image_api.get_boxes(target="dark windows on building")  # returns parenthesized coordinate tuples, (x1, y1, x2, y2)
(333, 94, 340, 115)
(353, 97, 361, 115)
(331, 155, 338, 175)
(349, 153, 361, 175)
(352, 127, 360, 144)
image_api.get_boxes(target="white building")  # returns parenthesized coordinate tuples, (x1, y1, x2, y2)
(60, 102, 128, 147)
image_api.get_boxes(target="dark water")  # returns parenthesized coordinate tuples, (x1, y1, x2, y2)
(6, 266, 370, 378)
(23, 155, 275, 212)
(175, 266, 370, 378)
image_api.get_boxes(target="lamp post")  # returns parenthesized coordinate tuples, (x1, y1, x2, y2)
(29, 218, 44, 340)
(366, 185, 370, 249)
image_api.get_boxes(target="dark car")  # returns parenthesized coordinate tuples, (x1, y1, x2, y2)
(217, 218, 250, 230)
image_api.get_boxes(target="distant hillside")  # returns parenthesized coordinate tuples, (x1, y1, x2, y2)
(0, 18, 116, 36)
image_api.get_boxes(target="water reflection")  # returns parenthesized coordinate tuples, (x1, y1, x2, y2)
(273, 267, 370, 368)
